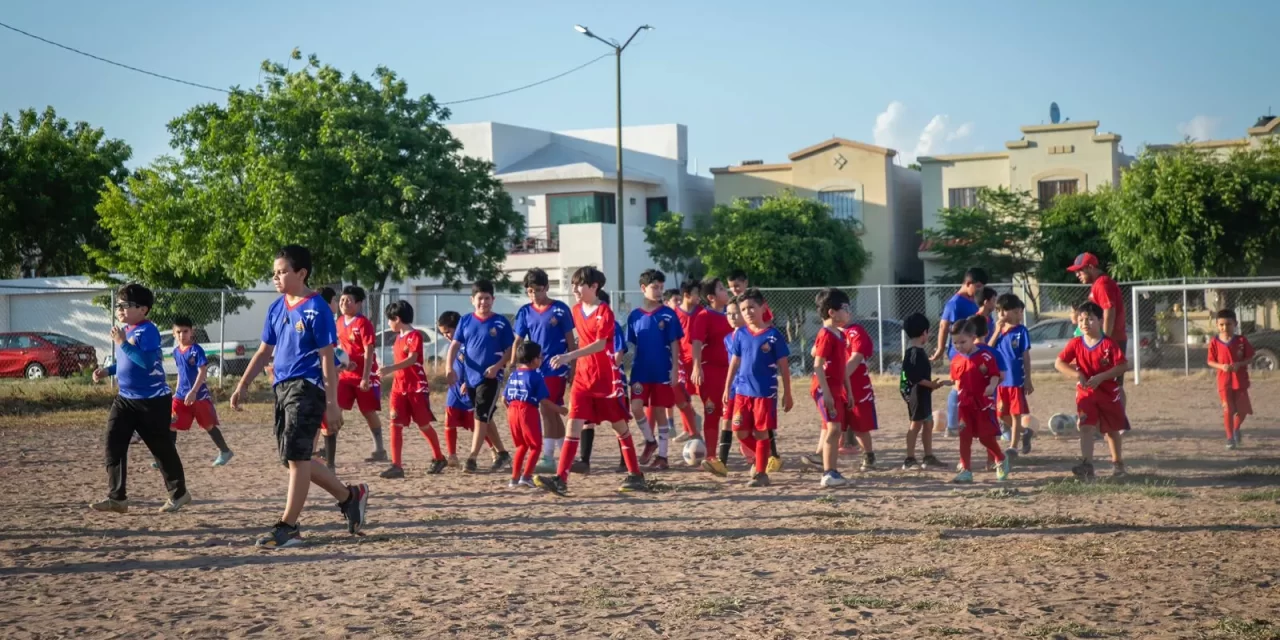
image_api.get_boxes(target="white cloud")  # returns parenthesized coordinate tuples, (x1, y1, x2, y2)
(1176, 115, 1220, 142)
(872, 102, 974, 165)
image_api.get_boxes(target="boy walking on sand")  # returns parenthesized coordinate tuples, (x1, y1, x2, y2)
(899, 313, 950, 470)
(170, 315, 233, 466)
(1208, 309, 1254, 449)
(1054, 301, 1131, 479)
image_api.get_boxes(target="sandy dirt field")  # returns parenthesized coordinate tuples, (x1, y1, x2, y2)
(2, 373, 1279, 639)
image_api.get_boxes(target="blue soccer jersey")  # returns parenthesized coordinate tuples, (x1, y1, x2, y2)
(262, 293, 338, 388)
(173, 344, 212, 401)
(116, 320, 170, 399)
(514, 301, 575, 378)
(612, 321, 629, 395)
(942, 293, 980, 358)
(995, 325, 1031, 387)
(724, 328, 741, 401)
(504, 367, 550, 404)
(454, 313, 515, 388)
(729, 327, 791, 398)
(626, 306, 683, 384)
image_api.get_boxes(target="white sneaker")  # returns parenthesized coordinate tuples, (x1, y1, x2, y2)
(159, 492, 192, 513)
(820, 471, 848, 488)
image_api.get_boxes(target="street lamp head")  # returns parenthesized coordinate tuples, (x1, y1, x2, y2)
(574, 24, 590, 35)
(641, 25, 654, 30)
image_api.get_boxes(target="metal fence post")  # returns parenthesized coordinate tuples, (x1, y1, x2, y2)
(433, 294, 440, 371)
(1132, 285, 1141, 385)
(1182, 287, 1190, 377)
(219, 291, 226, 386)
(876, 285, 884, 374)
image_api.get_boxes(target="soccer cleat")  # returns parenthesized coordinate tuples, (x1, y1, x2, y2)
(747, 472, 772, 487)
(446, 454, 459, 468)
(256, 522, 303, 549)
(534, 456, 557, 474)
(212, 450, 234, 467)
(490, 452, 512, 472)
(464, 458, 478, 474)
(1112, 463, 1127, 478)
(534, 474, 569, 497)
(902, 457, 918, 470)
(90, 498, 128, 513)
(767, 456, 783, 473)
(379, 465, 405, 479)
(1234, 430, 1243, 447)
(340, 483, 369, 535)
(702, 458, 728, 477)
(952, 469, 974, 484)
(859, 452, 876, 472)
(921, 455, 948, 470)
(1005, 448, 1019, 462)
(639, 440, 658, 466)
(507, 479, 521, 489)
(1226, 440, 1237, 451)
(1020, 429, 1035, 455)
(428, 458, 448, 475)
(365, 450, 388, 463)
(570, 460, 591, 476)
(518, 476, 537, 489)
(648, 456, 670, 471)
(995, 458, 1010, 482)
(802, 453, 823, 468)
(159, 492, 192, 513)
(673, 431, 692, 445)
(820, 470, 847, 488)
(619, 473, 649, 492)
(1071, 461, 1096, 481)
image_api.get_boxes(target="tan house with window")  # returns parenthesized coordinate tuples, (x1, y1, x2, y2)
(710, 137, 923, 289)
(917, 120, 1129, 284)
(1147, 115, 1280, 159)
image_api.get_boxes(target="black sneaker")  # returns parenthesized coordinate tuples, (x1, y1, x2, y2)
(256, 522, 303, 549)
(379, 465, 405, 479)
(464, 458, 478, 474)
(1071, 461, 1096, 481)
(1020, 429, 1035, 455)
(902, 457, 918, 470)
(490, 451, 512, 472)
(427, 458, 448, 475)
(340, 483, 369, 535)
(365, 450, 388, 463)
(619, 473, 649, 492)
(860, 452, 876, 471)
(534, 474, 569, 497)
(747, 472, 771, 487)
(570, 460, 591, 475)
(921, 454, 946, 469)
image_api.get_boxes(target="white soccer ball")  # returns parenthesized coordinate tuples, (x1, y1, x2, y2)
(932, 409, 947, 431)
(1048, 413, 1074, 437)
(682, 438, 707, 467)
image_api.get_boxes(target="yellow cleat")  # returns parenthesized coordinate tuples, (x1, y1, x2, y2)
(701, 458, 728, 477)
(766, 455, 783, 473)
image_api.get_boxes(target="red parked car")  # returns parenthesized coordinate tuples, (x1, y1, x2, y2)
(0, 332, 98, 379)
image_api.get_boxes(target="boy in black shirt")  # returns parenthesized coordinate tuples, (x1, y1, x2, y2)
(899, 313, 951, 470)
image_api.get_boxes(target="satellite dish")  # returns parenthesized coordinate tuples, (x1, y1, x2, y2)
(1050, 102, 1061, 124)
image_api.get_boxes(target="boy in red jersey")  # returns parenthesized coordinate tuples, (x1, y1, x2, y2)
(376, 300, 448, 478)
(690, 278, 733, 455)
(672, 279, 707, 442)
(723, 288, 793, 487)
(536, 266, 649, 495)
(512, 268, 576, 472)
(445, 281, 515, 473)
(504, 342, 568, 488)
(843, 318, 879, 470)
(627, 269, 684, 470)
(808, 288, 853, 488)
(1055, 301, 1131, 479)
(337, 285, 386, 463)
(571, 289, 636, 474)
(949, 318, 1010, 484)
(1208, 308, 1253, 450)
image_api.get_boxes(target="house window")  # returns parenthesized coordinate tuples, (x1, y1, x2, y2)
(948, 187, 980, 208)
(645, 197, 669, 226)
(743, 196, 766, 209)
(547, 192, 617, 239)
(817, 189, 862, 223)
(1037, 179, 1078, 208)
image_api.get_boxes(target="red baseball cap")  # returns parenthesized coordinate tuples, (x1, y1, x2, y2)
(1067, 252, 1099, 272)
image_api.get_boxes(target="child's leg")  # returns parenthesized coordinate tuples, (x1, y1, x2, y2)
(138, 398, 187, 500)
(306, 459, 352, 500)
(632, 400, 654, 443)
(511, 421, 528, 482)
(580, 426, 596, 464)
(467, 415, 486, 460)
(104, 399, 134, 501)
(977, 433, 1004, 462)
(362, 410, 384, 454)
(822, 425, 842, 471)
(418, 423, 444, 460)
(769, 428, 779, 458)
(905, 422, 921, 459)
(485, 422, 506, 453)
(946, 389, 960, 432)
(1078, 422, 1097, 462)
(854, 431, 873, 454)
(1222, 392, 1237, 440)
(921, 420, 935, 456)
(523, 419, 542, 479)
(958, 429, 973, 471)
(445, 426, 458, 457)
(753, 430, 770, 474)
(612, 420, 642, 475)
(556, 419, 585, 482)
(206, 425, 231, 452)
(1104, 431, 1123, 465)
(656, 406, 673, 459)
(282, 460, 314, 524)
(718, 413, 734, 465)
(390, 424, 405, 467)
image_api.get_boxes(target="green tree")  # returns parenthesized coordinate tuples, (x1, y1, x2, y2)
(643, 212, 706, 284)
(0, 107, 130, 277)
(93, 52, 523, 293)
(1036, 191, 1114, 285)
(1098, 141, 1280, 279)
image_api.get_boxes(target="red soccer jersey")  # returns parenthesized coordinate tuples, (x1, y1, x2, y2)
(950, 348, 1000, 407)
(572, 302, 619, 396)
(691, 308, 732, 369)
(843, 323, 874, 396)
(1089, 274, 1127, 343)
(392, 329, 428, 394)
(674, 305, 704, 366)
(762, 302, 774, 324)
(1057, 335, 1127, 399)
(810, 326, 849, 397)
(338, 314, 378, 382)
(1208, 335, 1254, 391)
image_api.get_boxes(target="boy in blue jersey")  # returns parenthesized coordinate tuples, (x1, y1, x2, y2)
(230, 246, 369, 549)
(171, 316, 233, 467)
(990, 293, 1035, 458)
(512, 268, 577, 474)
(931, 267, 987, 437)
(438, 311, 487, 466)
(627, 269, 685, 471)
(446, 280, 515, 473)
(724, 288, 794, 487)
(504, 342, 568, 488)
(91, 284, 191, 514)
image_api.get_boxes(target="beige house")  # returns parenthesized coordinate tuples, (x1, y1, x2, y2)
(710, 137, 923, 288)
(1148, 115, 1280, 159)
(917, 120, 1129, 284)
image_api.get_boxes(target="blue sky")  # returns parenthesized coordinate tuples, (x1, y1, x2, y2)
(2, 1, 1274, 173)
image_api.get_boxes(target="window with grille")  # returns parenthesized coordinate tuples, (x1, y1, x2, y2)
(948, 187, 980, 208)
(817, 189, 861, 223)
(743, 196, 766, 210)
(1037, 179, 1078, 208)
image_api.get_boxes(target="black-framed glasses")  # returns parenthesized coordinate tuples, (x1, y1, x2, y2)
(113, 301, 140, 310)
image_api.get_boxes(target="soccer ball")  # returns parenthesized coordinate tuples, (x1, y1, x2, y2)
(682, 438, 707, 467)
(932, 409, 947, 432)
(1048, 413, 1075, 437)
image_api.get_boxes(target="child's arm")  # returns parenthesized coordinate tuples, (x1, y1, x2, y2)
(778, 356, 793, 412)
(931, 319, 951, 360)
(691, 339, 705, 386)
(231, 342, 276, 409)
(487, 346, 512, 379)
(379, 351, 417, 377)
(1054, 357, 1085, 386)
(444, 340, 462, 385)
(722, 355, 740, 407)
(1022, 348, 1034, 394)
(845, 348, 866, 379)
(1086, 361, 1131, 388)
(186, 364, 209, 404)
(984, 373, 1000, 398)
(319, 345, 339, 421)
(539, 397, 568, 416)
(550, 335, 607, 370)
(814, 354, 836, 414)
(918, 378, 949, 390)
(668, 339, 681, 387)
(359, 340, 375, 388)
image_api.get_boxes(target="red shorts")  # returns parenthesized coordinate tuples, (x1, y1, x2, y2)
(545, 375, 567, 406)
(507, 400, 543, 448)
(171, 397, 218, 431)
(445, 406, 475, 429)
(1076, 390, 1128, 434)
(632, 381, 676, 408)
(732, 396, 777, 433)
(844, 398, 879, 433)
(699, 367, 729, 426)
(997, 387, 1030, 417)
(811, 387, 848, 430)
(390, 391, 436, 427)
(569, 387, 628, 425)
(957, 401, 1001, 439)
(337, 376, 382, 413)
(1221, 387, 1253, 416)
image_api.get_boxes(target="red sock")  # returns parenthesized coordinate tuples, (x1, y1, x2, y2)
(754, 434, 770, 474)
(419, 426, 443, 460)
(619, 433, 642, 475)
(523, 443, 539, 478)
(959, 430, 972, 471)
(979, 434, 1004, 462)
(1234, 414, 1245, 435)
(513, 445, 528, 481)
(445, 426, 458, 456)
(703, 420, 719, 458)
(1224, 407, 1236, 439)
(645, 407, 654, 428)
(557, 437, 580, 482)
(390, 425, 404, 467)
(740, 441, 754, 460)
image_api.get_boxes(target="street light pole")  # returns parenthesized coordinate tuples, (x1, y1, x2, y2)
(575, 24, 652, 306)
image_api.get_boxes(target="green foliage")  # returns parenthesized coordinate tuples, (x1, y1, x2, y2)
(0, 107, 130, 277)
(92, 54, 522, 292)
(1037, 191, 1115, 283)
(643, 212, 706, 283)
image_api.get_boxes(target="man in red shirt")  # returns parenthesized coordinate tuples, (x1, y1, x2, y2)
(1067, 253, 1127, 353)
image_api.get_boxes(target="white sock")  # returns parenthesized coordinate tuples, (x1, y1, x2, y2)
(636, 416, 654, 442)
(657, 421, 671, 457)
(541, 438, 556, 460)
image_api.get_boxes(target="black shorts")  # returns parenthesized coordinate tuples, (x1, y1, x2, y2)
(906, 388, 934, 423)
(467, 377, 501, 424)
(274, 378, 326, 466)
